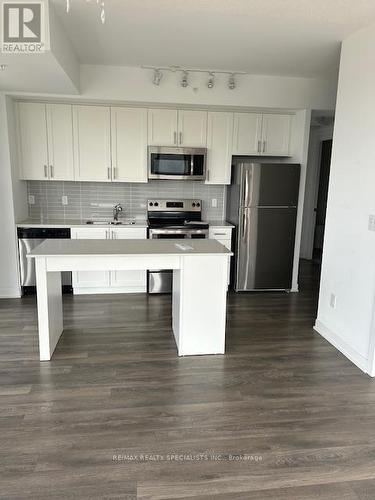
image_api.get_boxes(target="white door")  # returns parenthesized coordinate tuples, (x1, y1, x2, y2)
(148, 108, 178, 146)
(232, 113, 263, 155)
(178, 110, 207, 147)
(110, 228, 147, 291)
(73, 105, 111, 181)
(206, 112, 233, 184)
(46, 104, 74, 181)
(71, 228, 110, 289)
(17, 102, 49, 180)
(261, 114, 292, 156)
(111, 107, 148, 183)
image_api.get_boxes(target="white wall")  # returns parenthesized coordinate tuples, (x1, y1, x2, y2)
(0, 94, 22, 298)
(315, 23, 375, 374)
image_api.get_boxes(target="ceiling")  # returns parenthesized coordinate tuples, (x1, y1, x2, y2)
(52, 0, 375, 79)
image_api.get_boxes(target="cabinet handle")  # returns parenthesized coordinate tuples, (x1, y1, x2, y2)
(112, 231, 116, 240)
(206, 169, 209, 182)
(174, 131, 177, 145)
(107, 167, 111, 180)
(50, 165, 54, 178)
(44, 165, 48, 178)
(179, 132, 182, 145)
(263, 140, 266, 153)
(257, 140, 261, 153)
(214, 233, 227, 236)
(113, 167, 117, 180)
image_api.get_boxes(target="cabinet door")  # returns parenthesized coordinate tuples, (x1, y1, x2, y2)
(178, 110, 207, 147)
(148, 108, 178, 146)
(261, 114, 292, 156)
(232, 113, 263, 155)
(73, 105, 111, 181)
(209, 230, 232, 286)
(46, 104, 74, 181)
(206, 112, 233, 185)
(17, 102, 49, 180)
(111, 107, 148, 183)
(71, 228, 110, 289)
(110, 228, 147, 291)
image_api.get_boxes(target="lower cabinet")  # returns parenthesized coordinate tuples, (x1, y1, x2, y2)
(71, 227, 147, 294)
(209, 226, 233, 286)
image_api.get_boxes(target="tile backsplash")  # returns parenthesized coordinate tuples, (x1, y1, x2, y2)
(27, 181, 226, 221)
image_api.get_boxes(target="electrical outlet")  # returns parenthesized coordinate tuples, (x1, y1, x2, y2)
(368, 214, 375, 232)
(211, 198, 217, 208)
(28, 195, 35, 205)
(330, 293, 337, 309)
(62, 195, 68, 206)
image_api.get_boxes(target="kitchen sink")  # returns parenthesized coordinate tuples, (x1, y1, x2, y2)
(86, 220, 136, 225)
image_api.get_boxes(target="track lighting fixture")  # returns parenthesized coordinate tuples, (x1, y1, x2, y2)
(228, 74, 236, 90)
(207, 72, 215, 89)
(181, 71, 189, 88)
(152, 69, 163, 86)
(0, 64, 7, 71)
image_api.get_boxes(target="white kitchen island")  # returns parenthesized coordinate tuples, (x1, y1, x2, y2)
(28, 239, 232, 361)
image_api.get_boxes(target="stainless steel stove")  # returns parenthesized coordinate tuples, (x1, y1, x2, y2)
(147, 199, 209, 293)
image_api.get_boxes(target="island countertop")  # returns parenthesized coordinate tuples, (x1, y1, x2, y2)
(28, 238, 233, 258)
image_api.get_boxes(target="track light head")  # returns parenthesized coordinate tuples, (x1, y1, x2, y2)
(207, 72, 215, 89)
(228, 73, 236, 90)
(181, 71, 189, 88)
(0, 64, 7, 71)
(153, 69, 163, 86)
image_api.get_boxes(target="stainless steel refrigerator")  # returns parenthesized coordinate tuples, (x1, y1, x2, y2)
(226, 162, 300, 291)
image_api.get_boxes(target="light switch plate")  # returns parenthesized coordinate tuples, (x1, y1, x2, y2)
(211, 198, 217, 208)
(368, 214, 375, 232)
(330, 293, 337, 309)
(28, 195, 35, 205)
(62, 195, 68, 206)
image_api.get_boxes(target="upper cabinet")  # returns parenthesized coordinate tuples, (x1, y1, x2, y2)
(17, 102, 74, 181)
(73, 105, 111, 182)
(148, 109, 178, 146)
(111, 107, 148, 183)
(261, 114, 292, 156)
(148, 108, 207, 147)
(206, 112, 234, 185)
(232, 112, 292, 156)
(178, 110, 207, 147)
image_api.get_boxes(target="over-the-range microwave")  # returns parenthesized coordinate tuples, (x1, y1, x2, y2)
(148, 147, 206, 181)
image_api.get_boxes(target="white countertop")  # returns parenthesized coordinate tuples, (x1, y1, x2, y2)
(16, 219, 149, 228)
(28, 238, 233, 258)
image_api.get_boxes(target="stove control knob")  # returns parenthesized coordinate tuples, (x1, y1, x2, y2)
(154, 202, 159, 207)
(196, 202, 200, 207)
(149, 202, 154, 206)
(192, 202, 196, 207)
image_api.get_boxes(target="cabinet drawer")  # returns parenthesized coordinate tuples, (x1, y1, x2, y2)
(111, 228, 146, 239)
(209, 227, 232, 240)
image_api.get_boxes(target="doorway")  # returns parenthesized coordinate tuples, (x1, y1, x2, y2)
(313, 139, 332, 261)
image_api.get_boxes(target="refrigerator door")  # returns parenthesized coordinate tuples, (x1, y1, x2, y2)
(252, 163, 300, 207)
(235, 207, 297, 291)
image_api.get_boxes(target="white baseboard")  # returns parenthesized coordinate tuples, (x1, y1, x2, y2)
(314, 319, 369, 375)
(73, 286, 146, 295)
(0, 287, 21, 299)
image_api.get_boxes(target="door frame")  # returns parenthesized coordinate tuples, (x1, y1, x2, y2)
(300, 125, 333, 260)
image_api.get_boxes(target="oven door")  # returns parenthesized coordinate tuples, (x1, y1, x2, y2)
(148, 147, 206, 180)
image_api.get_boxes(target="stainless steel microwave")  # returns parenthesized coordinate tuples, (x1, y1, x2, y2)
(148, 147, 206, 181)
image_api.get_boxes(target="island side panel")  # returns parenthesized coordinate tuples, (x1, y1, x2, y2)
(176, 255, 228, 356)
(35, 258, 63, 361)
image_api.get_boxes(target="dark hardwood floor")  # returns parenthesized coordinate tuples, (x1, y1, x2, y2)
(1, 260, 375, 499)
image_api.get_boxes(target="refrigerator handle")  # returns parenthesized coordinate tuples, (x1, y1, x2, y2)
(244, 167, 251, 206)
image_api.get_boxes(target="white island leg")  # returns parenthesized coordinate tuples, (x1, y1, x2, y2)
(172, 255, 228, 356)
(35, 258, 63, 361)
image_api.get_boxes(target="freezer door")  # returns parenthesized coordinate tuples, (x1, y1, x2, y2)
(235, 207, 297, 290)
(253, 163, 300, 207)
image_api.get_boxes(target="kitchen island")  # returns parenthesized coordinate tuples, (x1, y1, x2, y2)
(28, 239, 232, 361)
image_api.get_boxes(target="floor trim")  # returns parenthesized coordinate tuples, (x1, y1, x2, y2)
(314, 319, 369, 375)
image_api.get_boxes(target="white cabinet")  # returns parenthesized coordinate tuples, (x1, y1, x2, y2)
(73, 105, 111, 182)
(209, 226, 233, 286)
(261, 113, 292, 156)
(233, 113, 262, 155)
(232, 112, 292, 156)
(71, 228, 110, 289)
(71, 226, 147, 293)
(148, 109, 178, 146)
(111, 107, 148, 183)
(148, 108, 207, 147)
(110, 228, 147, 290)
(206, 112, 233, 185)
(17, 102, 74, 181)
(178, 110, 207, 147)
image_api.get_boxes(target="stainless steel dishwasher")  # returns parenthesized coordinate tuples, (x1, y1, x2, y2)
(17, 227, 72, 295)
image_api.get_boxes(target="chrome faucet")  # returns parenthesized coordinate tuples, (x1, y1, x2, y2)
(113, 203, 123, 222)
